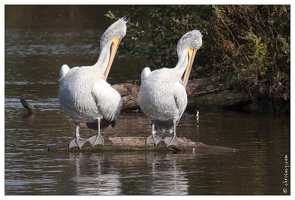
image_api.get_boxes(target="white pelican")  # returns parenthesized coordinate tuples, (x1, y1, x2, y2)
(138, 30, 202, 147)
(58, 18, 127, 149)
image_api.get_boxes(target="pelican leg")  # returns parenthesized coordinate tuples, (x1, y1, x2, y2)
(146, 123, 162, 145)
(69, 123, 88, 149)
(88, 117, 104, 146)
(164, 120, 179, 147)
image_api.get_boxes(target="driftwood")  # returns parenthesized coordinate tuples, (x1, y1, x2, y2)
(113, 74, 228, 110)
(47, 136, 236, 153)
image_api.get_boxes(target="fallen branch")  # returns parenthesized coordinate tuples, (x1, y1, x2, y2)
(20, 95, 35, 113)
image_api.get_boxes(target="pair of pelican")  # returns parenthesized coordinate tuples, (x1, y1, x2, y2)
(58, 18, 202, 149)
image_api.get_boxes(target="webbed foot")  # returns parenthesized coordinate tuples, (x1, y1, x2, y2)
(146, 134, 162, 146)
(69, 137, 88, 149)
(164, 136, 179, 147)
(88, 135, 104, 146)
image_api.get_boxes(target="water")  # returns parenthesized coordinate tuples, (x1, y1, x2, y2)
(5, 5, 290, 195)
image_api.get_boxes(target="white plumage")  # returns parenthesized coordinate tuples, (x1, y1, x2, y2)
(58, 18, 127, 148)
(138, 30, 202, 146)
(59, 64, 70, 79)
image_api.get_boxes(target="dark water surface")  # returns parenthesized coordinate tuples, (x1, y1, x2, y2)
(5, 5, 290, 195)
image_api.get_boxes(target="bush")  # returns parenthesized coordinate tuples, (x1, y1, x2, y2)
(106, 5, 290, 113)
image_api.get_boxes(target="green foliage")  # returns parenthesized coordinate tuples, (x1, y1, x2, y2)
(212, 5, 290, 113)
(106, 5, 216, 78)
(106, 5, 290, 112)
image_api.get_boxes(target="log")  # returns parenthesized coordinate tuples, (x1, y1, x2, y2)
(112, 74, 228, 110)
(112, 83, 140, 110)
(186, 73, 228, 97)
(47, 136, 237, 153)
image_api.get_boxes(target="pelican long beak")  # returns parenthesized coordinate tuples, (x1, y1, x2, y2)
(182, 47, 197, 87)
(103, 37, 121, 80)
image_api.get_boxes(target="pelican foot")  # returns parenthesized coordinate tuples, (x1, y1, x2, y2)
(146, 134, 162, 146)
(69, 137, 88, 149)
(164, 136, 179, 147)
(88, 135, 104, 147)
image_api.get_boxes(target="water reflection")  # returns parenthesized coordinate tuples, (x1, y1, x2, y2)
(147, 154, 188, 195)
(70, 153, 122, 195)
(67, 152, 190, 195)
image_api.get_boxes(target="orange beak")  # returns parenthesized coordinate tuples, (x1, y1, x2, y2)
(182, 47, 197, 87)
(103, 37, 121, 80)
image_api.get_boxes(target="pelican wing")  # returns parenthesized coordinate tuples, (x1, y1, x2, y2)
(91, 79, 123, 122)
(141, 67, 151, 82)
(173, 80, 188, 122)
(59, 64, 70, 79)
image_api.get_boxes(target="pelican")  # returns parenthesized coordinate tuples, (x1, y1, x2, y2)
(138, 30, 202, 147)
(58, 18, 127, 149)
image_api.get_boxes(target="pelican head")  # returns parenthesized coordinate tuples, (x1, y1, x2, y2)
(100, 18, 128, 79)
(177, 30, 202, 86)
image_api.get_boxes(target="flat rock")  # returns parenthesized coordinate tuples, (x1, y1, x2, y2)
(47, 136, 237, 154)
